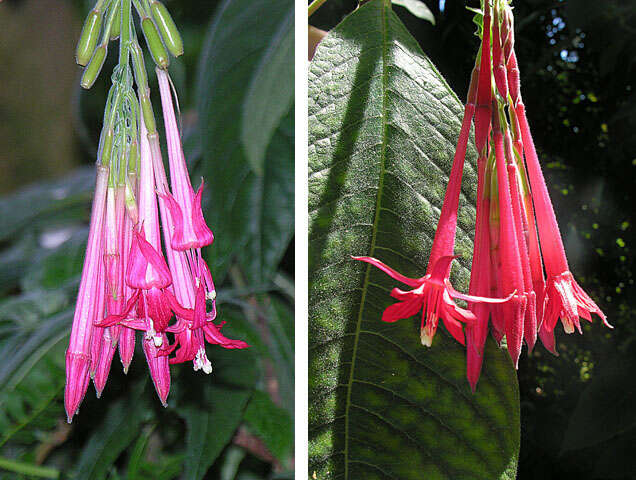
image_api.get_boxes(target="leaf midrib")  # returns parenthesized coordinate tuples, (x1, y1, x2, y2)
(343, 3, 390, 479)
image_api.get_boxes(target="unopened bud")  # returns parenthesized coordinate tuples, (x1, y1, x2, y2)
(151, 1, 183, 57)
(99, 127, 114, 165)
(139, 95, 157, 134)
(141, 17, 169, 69)
(110, 4, 121, 40)
(76, 10, 102, 66)
(129, 140, 140, 174)
(81, 45, 107, 89)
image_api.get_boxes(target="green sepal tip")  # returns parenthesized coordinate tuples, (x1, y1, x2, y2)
(76, 10, 102, 66)
(150, 1, 184, 57)
(81, 45, 108, 89)
(110, 3, 121, 40)
(141, 17, 169, 69)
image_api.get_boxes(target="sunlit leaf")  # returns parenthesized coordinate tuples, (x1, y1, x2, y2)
(308, 1, 520, 478)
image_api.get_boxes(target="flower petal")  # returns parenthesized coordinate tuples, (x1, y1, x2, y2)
(351, 256, 421, 287)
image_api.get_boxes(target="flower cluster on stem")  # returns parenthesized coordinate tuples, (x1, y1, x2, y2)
(65, 0, 248, 422)
(353, 0, 609, 392)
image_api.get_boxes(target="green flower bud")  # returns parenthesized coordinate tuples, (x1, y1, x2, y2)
(99, 128, 114, 166)
(150, 1, 183, 57)
(81, 45, 108, 89)
(130, 43, 149, 90)
(76, 10, 102, 66)
(129, 140, 140, 174)
(141, 17, 169, 69)
(110, 4, 121, 40)
(139, 94, 157, 134)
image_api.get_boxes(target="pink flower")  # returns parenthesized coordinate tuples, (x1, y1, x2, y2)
(514, 101, 610, 337)
(65, 165, 109, 423)
(156, 67, 214, 251)
(352, 256, 511, 347)
(147, 68, 249, 371)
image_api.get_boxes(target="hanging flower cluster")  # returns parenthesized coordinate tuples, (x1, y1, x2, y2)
(66, 0, 248, 423)
(353, 0, 609, 391)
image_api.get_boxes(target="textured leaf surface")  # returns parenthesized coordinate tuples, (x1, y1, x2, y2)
(308, 1, 519, 479)
(197, 0, 294, 282)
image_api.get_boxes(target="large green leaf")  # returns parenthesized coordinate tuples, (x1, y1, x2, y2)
(392, 0, 435, 24)
(74, 381, 151, 480)
(0, 167, 93, 242)
(196, 0, 294, 282)
(308, 1, 520, 479)
(240, 5, 294, 175)
(243, 390, 293, 465)
(177, 347, 258, 480)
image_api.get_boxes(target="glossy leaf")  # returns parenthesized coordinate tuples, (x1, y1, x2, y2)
(308, 1, 520, 478)
(196, 0, 294, 282)
(392, 0, 435, 24)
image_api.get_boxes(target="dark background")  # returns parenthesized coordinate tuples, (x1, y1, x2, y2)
(311, 1, 636, 479)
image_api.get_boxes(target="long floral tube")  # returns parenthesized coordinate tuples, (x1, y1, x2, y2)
(65, 165, 109, 423)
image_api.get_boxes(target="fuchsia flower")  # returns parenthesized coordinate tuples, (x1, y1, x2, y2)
(152, 67, 249, 370)
(353, 255, 510, 346)
(65, 165, 108, 423)
(352, 35, 510, 350)
(353, 0, 610, 392)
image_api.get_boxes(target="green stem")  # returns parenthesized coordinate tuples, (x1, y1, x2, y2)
(308, 0, 329, 17)
(0, 457, 59, 479)
(119, 0, 132, 65)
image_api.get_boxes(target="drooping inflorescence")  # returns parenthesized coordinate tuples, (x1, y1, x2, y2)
(353, 0, 609, 391)
(65, 0, 249, 423)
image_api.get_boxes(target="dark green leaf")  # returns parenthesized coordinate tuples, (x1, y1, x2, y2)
(240, 6, 294, 174)
(262, 296, 294, 414)
(20, 229, 87, 291)
(74, 381, 150, 480)
(308, 1, 520, 478)
(126, 425, 156, 480)
(177, 347, 258, 480)
(392, 0, 435, 24)
(196, 0, 294, 282)
(562, 353, 636, 452)
(0, 167, 93, 243)
(244, 390, 293, 464)
(240, 111, 294, 284)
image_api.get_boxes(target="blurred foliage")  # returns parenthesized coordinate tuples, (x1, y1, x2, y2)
(311, 0, 634, 479)
(0, 0, 293, 479)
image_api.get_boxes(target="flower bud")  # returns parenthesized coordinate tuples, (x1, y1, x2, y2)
(110, 4, 121, 40)
(81, 45, 108, 89)
(99, 127, 114, 165)
(150, 1, 183, 57)
(76, 10, 102, 66)
(140, 95, 157, 135)
(141, 17, 169, 69)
